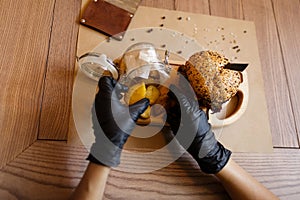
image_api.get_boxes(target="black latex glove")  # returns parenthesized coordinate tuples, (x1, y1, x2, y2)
(167, 85, 231, 174)
(87, 76, 149, 167)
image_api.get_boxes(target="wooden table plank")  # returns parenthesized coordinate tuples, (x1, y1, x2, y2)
(174, 0, 210, 15)
(233, 149, 300, 200)
(0, 141, 300, 199)
(272, 0, 300, 147)
(210, 0, 244, 19)
(140, 0, 175, 9)
(38, 0, 81, 140)
(0, 0, 55, 168)
(0, 142, 87, 200)
(203, 0, 298, 148)
(242, 0, 298, 147)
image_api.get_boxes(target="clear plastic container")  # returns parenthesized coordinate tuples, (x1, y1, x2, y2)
(118, 42, 170, 86)
(77, 52, 119, 81)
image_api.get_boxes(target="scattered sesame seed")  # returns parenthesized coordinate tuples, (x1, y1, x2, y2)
(146, 28, 153, 33)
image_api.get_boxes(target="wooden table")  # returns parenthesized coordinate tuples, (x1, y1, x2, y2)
(0, 0, 300, 199)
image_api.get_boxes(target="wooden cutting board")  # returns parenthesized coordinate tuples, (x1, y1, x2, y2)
(71, 4, 273, 153)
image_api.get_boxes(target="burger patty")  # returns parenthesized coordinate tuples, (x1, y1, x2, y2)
(178, 51, 242, 113)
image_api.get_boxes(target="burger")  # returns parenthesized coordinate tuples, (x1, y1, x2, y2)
(178, 50, 242, 113)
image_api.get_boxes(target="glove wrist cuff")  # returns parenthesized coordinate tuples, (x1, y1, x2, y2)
(88, 142, 122, 167)
(193, 142, 232, 174)
(87, 153, 107, 166)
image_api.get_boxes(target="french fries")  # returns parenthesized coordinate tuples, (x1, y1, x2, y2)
(124, 82, 147, 105)
(125, 82, 161, 121)
(145, 85, 160, 105)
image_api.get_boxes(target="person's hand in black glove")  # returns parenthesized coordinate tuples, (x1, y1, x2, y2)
(167, 85, 231, 174)
(87, 76, 149, 167)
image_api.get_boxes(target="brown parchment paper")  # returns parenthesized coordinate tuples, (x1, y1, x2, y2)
(70, 4, 273, 153)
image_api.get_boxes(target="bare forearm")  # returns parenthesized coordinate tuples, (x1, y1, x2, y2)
(71, 162, 111, 200)
(216, 158, 278, 200)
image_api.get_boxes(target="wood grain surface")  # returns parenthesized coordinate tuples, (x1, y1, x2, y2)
(174, 0, 210, 15)
(242, 0, 298, 147)
(0, 141, 300, 199)
(210, 0, 244, 19)
(0, 142, 88, 200)
(38, 0, 81, 140)
(0, 0, 55, 168)
(1, 0, 300, 199)
(272, 0, 300, 146)
(140, 0, 175, 9)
